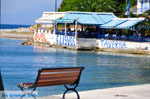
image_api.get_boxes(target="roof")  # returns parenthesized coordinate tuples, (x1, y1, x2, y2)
(53, 19, 75, 23)
(101, 18, 145, 29)
(35, 12, 66, 24)
(37, 11, 145, 29)
(115, 18, 145, 29)
(100, 18, 127, 28)
(60, 12, 116, 25)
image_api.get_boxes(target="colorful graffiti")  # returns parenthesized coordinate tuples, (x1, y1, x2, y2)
(100, 40, 126, 49)
(34, 33, 47, 43)
(56, 35, 76, 47)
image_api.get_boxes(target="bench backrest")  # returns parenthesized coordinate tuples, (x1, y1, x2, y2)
(34, 67, 84, 87)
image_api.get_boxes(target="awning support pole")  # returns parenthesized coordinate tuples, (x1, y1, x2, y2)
(65, 23, 67, 36)
(82, 25, 83, 31)
(56, 24, 58, 31)
(75, 19, 78, 38)
(115, 30, 118, 39)
(54, 22, 56, 35)
(102, 29, 104, 38)
(98, 26, 100, 38)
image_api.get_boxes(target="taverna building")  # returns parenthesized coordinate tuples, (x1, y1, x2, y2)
(34, 12, 150, 53)
(136, 0, 150, 14)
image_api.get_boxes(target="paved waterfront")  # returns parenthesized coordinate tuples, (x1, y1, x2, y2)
(40, 84, 150, 99)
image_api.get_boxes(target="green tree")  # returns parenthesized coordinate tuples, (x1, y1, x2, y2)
(59, 0, 118, 13)
(58, 0, 77, 11)
(59, 0, 150, 26)
(58, 0, 141, 18)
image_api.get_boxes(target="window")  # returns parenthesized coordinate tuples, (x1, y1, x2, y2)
(145, 0, 148, 3)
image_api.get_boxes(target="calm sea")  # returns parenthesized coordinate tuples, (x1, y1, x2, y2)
(0, 38, 150, 97)
(0, 24, 31, 29)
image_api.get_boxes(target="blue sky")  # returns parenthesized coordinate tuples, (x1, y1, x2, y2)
(1, 0, 63, 25)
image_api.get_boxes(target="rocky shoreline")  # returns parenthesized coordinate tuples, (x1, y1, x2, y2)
(0, 29, 34, 40)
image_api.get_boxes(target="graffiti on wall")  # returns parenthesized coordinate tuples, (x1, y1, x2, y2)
(56, 35, 76, 47)
(34, 33, 47, 43)
(100, 40, 126, 49)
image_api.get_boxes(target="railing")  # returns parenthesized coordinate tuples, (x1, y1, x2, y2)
(98, 34, 150, 42)
(56, 31, 75, 36)
(56, 31, 98, 38)
(34, 29, 52, 34)
(43, 30, 150, 42)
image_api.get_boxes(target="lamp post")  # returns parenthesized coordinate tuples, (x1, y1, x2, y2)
(55, 0, 57, 12)
(0, 68, 4, 91)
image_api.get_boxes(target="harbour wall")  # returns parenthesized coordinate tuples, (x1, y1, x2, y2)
(34, 30, 150, 54)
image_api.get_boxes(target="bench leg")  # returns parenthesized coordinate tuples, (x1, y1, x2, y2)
(20, 87, 37, 99)
(20, 94, 36, 99)
(63, 85, 80, 99)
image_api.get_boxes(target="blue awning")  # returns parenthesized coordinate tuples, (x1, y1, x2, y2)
(52, 12, 145, 29)
(100, 18, 145, 29)
(115, 19, 145, 29)
(61, 12, 116, 25)
(100, 19, 127, 28)
(98, 14, 117, 23)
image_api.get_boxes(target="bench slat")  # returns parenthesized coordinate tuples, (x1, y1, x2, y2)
(37, 79, 77, 87)
(39, 72, 80, 80)
(38, 76, 78, 84)
(41, 68, 81, 72)
(40, 72, 80, 76)
(39, 75, 79, 80)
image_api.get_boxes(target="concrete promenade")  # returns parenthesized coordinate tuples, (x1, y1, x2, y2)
(40, 84, 150, 99)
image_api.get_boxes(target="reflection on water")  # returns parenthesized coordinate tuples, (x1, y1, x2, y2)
(33, 46, 78, 68)
(0, 38, 150, 97)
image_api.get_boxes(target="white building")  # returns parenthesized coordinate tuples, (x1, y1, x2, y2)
(35, 12, 66, 28)
(133, 0, 150, 14)
(34, 12, 150, 52)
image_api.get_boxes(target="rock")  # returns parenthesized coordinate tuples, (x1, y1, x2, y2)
(21, 39, 34, 45)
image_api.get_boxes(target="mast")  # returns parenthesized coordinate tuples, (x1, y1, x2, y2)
(55, 0, 57, 12)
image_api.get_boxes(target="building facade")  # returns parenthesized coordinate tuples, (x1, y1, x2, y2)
(34, 12, 150, 52)
(135, 0, 150, 14)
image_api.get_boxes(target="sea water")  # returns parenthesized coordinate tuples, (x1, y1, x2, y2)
(0, 38, 150, 97)
(0, 24, 31, 29)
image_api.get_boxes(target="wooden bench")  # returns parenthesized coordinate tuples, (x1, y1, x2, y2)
(17, 67, 84, 99)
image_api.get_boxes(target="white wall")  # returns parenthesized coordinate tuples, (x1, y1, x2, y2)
(77, 38, 97, 48)
(55, 35, 77, 47)
(97, 39, 150, 50)
(137, 0, 150, 14)
(34, 30, 150, 51)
